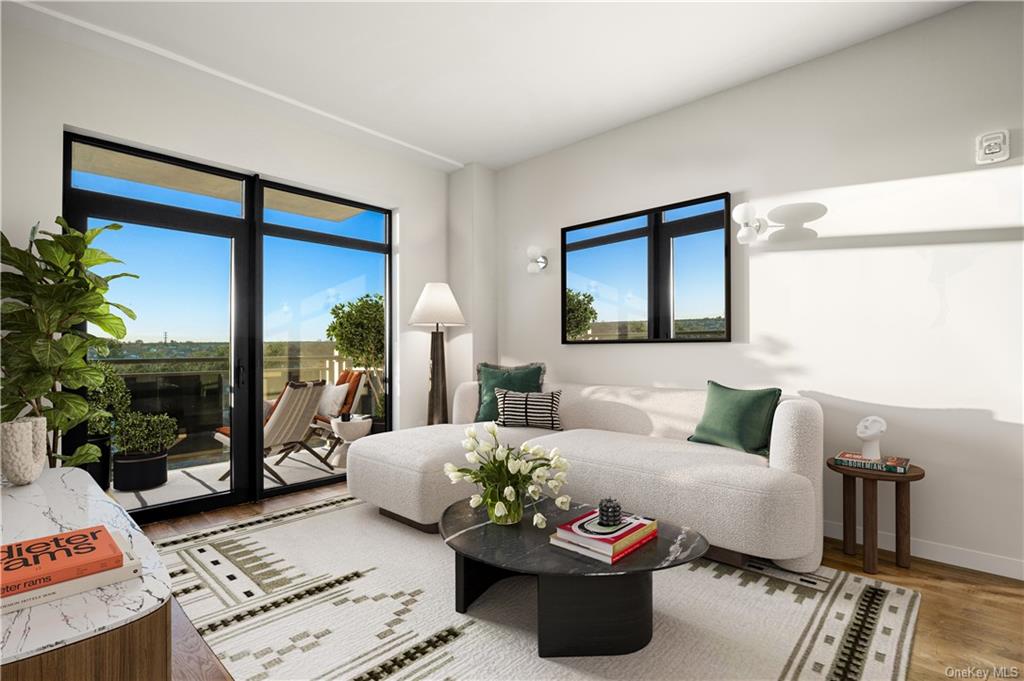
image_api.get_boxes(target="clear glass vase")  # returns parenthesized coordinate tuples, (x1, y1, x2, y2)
(487, 494, 524, 525)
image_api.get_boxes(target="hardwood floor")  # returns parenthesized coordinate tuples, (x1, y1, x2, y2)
(142, 483, 1022, 681)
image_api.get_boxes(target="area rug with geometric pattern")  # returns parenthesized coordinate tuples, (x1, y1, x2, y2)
(155, 496, 919, 681)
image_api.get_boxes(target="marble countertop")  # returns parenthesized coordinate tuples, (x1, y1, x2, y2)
(440, 497, 708, 577)
(1, 468, 171, 665)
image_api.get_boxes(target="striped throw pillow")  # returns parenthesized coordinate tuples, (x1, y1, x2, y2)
(494, 388, 562, 430)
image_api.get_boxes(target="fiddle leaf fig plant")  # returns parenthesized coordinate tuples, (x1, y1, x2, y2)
(1, 218, 138, 467)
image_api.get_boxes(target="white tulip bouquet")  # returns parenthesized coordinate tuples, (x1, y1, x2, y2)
(444, 422, 571, 527)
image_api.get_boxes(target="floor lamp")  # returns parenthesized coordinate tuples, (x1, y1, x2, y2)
(409, 282, 466, 424)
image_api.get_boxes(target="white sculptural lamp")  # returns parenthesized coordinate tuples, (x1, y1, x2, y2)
(409, 282, 466, 425)
(856, 416, 887, 460)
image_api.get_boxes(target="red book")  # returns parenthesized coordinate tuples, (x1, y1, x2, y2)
(550, 531, 658, 564)
(556, 509, 658, 556)
(1, 525, 124, 598)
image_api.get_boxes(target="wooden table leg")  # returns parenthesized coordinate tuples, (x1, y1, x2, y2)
(842, 476, 857, 555)
(896, 481, 911, 568)
(862, 478, 878, 574)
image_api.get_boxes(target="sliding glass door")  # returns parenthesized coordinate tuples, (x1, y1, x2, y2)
(258, 183, 390, 494)
(64, 134, 256, 521)
(63, 132, 392, 518)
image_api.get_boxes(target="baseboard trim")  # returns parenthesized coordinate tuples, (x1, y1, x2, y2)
(823, 520, 1023, 580)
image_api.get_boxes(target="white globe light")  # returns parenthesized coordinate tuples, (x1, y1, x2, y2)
(737, 224, 759, 245)
(732, 202, 757, 225)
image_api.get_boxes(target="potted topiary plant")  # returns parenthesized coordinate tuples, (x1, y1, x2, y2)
(111, 411, 178, 491)
(326, 292, 387, 431)
(83, 363, 132, 490)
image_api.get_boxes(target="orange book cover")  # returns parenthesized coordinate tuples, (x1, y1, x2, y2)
(1, 525, 124, 598)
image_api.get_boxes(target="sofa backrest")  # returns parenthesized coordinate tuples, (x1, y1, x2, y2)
(453, 381, 711, 440)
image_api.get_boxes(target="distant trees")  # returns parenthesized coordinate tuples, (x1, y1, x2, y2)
(565, 289, 598, 340)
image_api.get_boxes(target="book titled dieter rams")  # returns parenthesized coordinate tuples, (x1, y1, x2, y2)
(1, 525, 125, 598)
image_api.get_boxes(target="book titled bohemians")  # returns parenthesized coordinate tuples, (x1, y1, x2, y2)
(835, 451, 911, 474)
(1, 525, 124, 598)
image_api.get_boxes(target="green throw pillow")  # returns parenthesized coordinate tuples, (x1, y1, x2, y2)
(688, 381, 781, 456)
(476, 363, 545, 422)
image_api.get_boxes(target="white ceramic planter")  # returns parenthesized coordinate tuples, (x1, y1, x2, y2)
(1, 416, 47, 485)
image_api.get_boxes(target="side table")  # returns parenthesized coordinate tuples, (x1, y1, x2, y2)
(826, 458, 925, 573)
(329, 416, 374, 467)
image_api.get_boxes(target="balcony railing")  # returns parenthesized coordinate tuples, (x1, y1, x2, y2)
(99, 354, 376, 462)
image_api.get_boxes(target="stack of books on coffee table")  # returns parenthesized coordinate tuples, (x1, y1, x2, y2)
(549, 509, 658, 564)
(1, 525, 142, 611)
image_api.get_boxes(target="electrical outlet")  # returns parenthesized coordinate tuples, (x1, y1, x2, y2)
(976, 130, 1009, 165)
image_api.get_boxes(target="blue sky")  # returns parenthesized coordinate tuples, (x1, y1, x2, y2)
(565, 199, 726, 322)
(78, 171, 384, 342)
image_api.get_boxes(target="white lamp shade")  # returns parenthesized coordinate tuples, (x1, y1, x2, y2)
(409, 282, 466, 326)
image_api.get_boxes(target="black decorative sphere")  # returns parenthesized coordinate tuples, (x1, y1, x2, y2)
(598, 498, 622, 527)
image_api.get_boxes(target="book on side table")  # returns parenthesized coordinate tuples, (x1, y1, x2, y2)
(550, 509, 658, 564)
(0, 525, 142, 611)
(834, 451, 911, 474)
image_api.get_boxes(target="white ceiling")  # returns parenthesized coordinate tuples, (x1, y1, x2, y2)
(35, 2, 957, 170)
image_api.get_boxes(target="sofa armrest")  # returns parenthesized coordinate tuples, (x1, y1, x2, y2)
(452, 382, 480, 424)
(769, 397, 824, 571)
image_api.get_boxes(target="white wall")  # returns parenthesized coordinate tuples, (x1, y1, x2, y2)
(495, 3, 1024, 578)
(1, 4, 450, 429)
(447, 163, 498, 402)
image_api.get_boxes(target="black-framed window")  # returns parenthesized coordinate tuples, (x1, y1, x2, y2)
(561, 192, 730, 343)
(63, 131, 392, 522)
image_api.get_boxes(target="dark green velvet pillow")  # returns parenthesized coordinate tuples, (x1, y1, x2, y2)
(688, 381, 781, 456)
(476, 363, 545, 422)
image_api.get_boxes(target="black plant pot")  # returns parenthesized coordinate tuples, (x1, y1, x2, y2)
(112, 450, 168, 491)
(371, 419, 387, 435)
(83, 435, 112, 491)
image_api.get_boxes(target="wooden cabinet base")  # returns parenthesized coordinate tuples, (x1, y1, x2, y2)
(2, 601, 170, 681)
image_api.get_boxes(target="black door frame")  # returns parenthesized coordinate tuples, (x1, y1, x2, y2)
(62, 132, 392, 521)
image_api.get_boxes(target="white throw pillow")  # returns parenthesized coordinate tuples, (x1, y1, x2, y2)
(318, 383, 350, 418)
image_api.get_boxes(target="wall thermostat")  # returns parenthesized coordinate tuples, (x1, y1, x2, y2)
(976, 130, 1010, 165)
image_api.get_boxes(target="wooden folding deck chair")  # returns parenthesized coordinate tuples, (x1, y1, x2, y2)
(215, 380, 327, 486)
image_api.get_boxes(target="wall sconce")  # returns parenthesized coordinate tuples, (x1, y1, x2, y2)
(732, 202, 768, 245)
(527, 246, 548, 274)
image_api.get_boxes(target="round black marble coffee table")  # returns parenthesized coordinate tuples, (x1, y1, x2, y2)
(440, 497, 709, 658)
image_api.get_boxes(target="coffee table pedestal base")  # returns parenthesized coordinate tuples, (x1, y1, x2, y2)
(537, 572, 652, 657)
(455, 553, 653, 658)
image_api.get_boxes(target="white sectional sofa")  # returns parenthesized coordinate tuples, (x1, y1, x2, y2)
(348, 381, 824, 572)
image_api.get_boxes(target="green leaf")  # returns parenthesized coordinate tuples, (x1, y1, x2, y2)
(31, 338, 69, 368)
(0, 402, 29, 422)
(49, 233, 86, 259)
(56, 443, 102, 467)
(45, 391, 89, 431)
(83, 311, 127, 339)
(103, 272, 139, 283)
(1, 232, 43, 281)
(1, 271, 35, 299)
(34, 239, 73, 271)
(0, 301, 29, 314)
(84, 222, 122, 245)
(61, 364, 105, 390)
(18, 372, 56, 401)
(107, 301, 137, 320)
(81, 248, 123, 268)
(58, 334, 88, 355)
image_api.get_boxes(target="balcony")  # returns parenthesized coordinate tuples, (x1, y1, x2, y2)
(100, 353, 371, 511)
